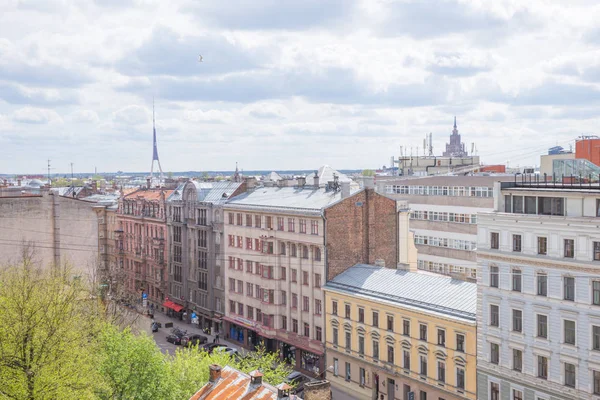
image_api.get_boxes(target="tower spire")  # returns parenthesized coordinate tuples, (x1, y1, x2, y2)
(453, 116, 457, 129)
(149, 97, 164, 187)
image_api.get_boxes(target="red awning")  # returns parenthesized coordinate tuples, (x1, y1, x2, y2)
(162, 300, 184, 312)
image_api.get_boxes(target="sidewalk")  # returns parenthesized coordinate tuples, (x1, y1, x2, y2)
(150, 311, 240, 350)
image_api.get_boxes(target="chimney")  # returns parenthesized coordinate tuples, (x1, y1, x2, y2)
(303, 380, 332, 400)
(209, 364, 222, 383)
(362, 176, 374, 189)
(249, 370, 263, 386)
(313, 172, 319, 187)
(276, 383, 293, 400)
(146, 178, 151, 189)
(341, 181, 350, 198)
(91, 180, 98, 193)
(297, 177, 306, 187)
(17, 179, 21, 187)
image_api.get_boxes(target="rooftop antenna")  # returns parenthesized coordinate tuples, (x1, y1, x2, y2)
(47, 159, 54, 185)
(428, 132, 433, 156)
(70, 162, 75, 197)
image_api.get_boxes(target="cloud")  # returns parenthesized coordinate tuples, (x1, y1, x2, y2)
(0, 82, 79, 105)
(186, 0, 356, 31)
(112, 105, 150, 125)
(12, 106, 62, 124)
(115, 26, 263, 77)
(183, 109, 233, 124)
(510, 81, 600, 106)
(427, 52, 494, 77)
(69, 109, 99, 123)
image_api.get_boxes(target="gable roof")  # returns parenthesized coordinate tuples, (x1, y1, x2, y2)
(325, 264, 477, 322)
(168, 181, 244, 204)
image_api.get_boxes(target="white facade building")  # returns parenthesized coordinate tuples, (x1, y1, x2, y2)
(477, 181, 600, 400)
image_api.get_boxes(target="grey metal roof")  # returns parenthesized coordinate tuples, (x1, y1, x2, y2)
(326, 264, 477, 322)
(224, 186, 359, 214)
(167, 181, 243, 204)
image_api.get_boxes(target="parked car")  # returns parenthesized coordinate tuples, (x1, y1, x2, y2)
(286, 371, 311, 395)
(181, 334, 208, 347)
(151, 322, 160, 332)
(212, 346, 238, 356)
(166, 328, 187, 345)
(200, 343, 226, 354)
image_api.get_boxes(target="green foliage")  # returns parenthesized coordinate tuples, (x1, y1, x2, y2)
(362, 169, 375, 176)
(0, 262, 101, 400)
(95, 325, 171, 400)
(233, 344, 292, 387)
(51, 178, 86, 187)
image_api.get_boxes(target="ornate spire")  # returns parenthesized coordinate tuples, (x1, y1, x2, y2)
(454, 116, 457, 129)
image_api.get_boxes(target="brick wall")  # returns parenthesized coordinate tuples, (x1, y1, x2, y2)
(325, 189, 397, 280)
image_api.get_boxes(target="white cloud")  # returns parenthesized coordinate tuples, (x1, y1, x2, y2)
(112, 105, 150, 125)
(12, 106, 62, 124)
(70, 109, 100, 123)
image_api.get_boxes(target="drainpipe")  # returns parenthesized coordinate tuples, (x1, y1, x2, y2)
(425, 157, 437, 175)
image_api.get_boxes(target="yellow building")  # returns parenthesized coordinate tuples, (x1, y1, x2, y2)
(324, 264, 477, 400)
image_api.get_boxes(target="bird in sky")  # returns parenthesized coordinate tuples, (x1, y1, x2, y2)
(198, 54, 203, 63)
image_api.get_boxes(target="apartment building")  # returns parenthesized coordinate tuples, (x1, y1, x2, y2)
(477, 181, 600, 400)
(116, 188, 172, 310)
(92, 197, 119, 288)
(166, 180, 246, 332)
(324, 264, 477, 400)
(222, 179, 402, 376)
(377, 175, 512, 280)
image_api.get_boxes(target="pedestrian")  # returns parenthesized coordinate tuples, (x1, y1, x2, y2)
(213, 337, 216, 344)
(215, 333, 220, 343)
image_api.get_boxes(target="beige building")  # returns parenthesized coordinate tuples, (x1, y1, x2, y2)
(376, 175, 513, 280)
(0, 189, 100, 275)
(324, 264, 477, 400)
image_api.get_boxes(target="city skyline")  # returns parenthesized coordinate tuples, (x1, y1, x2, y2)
(1, 1, 599, 174)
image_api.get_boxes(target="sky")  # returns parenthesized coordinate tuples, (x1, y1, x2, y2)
(1, 0, 600, 174)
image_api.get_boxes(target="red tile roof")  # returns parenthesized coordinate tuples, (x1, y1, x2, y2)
(124, 189, 173, 201)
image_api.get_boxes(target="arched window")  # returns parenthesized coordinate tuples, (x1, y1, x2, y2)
(314, 247, 321, 261)
(291, 244, 297, 257)
(280, 242, 286, 255)
(302, 246, 309, 259)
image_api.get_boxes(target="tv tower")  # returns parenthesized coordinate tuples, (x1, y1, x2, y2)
(149, 98, 164, 187)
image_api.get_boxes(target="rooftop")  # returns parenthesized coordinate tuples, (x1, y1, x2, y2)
(224, 185, 360, 215)
(124, 188, 174, 201)
(325, 264, 477, 322)
(168, 181, 244, 204)
(189, 365, 300, 400)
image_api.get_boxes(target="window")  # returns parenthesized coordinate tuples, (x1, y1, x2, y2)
(387, 315, 394, 331)
(490, 343, 499, 364)
(280, 267, 286, 280)
(537, 273, 547, 296)
(403, 319, 410, 336)
(491, 232, 499, 249)
(265, 216, 273, 229)
(255, 215, 261, 228)
(302, 271, 309, 285)
(594, 370, 600, 395)
(420, 355, 427, 376)
(490, 266, 499, 288)
(513, 389, 523, 400)
(491, 382, 499, 400)
(403, 350, 410, 370)
(303, 296, 309, 312)
(437, 329, 445, 346)
(538, 237, 547, 255)
(292, 293, 298, 308)
(513, 234, 522, 252)
(564, 276, 575, 301)
(538, 356, 548, 379)
(332, 328, 338, 346)
(287, 218, 295, 232)
(358, 308, 364, 323)
(437, 361, 445, 383)
(456, 367, 465, 390)
(304, 323, 310, 337)
(537, 314, 548, 338)
(564, 239, 575, 258)
(345, 304, 351, 319)
(345, 362, 351, 381)
(513, 309, 522, 332)
(359, 367, 366, 387)
(419, 324, 427, 341)
(564, 363, 576, 388)
(228, 212, 234, 224)
(358, 336, 364, 355)
(311, 220, 319, 235)
(564, 320, 576, 345)
(419, 391, 427, 400)
(373, 340, 379, 360)
(332, 300, 338, 315)
(292, 319, 298, 334)
(593, 325, 600, 350)
(277, 217, 284, 231)
(299, 219, 306, 234)
(538, 197, 564, 216)
(316, 326, 322, 342)
(281, 290, 286, 305)
(302, 245, 309, 259)
(247, 306, 254, 320)
(594, 242, 600, 261)
(314, 247, 321, 261)
(593, 281, 600, 305)
(512, 349, 522, 371)
(387, 345, 394, 364)
(236, 213, 242, 225)
(490, 305, 499, 327)
(280, 242, 286, 255)
(345, 331, 351, 350)
(291, 269, 297, 282)
(512, 269, 522, 292)
(290, 244, 296, 257)
(315, 299, 322, 315)
(333, 358, 338, 376)
(456, 334, 465, 352)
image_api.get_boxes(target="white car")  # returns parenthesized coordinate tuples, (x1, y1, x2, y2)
(213, 346, 239, 356)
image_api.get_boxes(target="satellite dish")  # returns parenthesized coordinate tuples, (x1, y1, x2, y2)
(198, 54, 203, 63)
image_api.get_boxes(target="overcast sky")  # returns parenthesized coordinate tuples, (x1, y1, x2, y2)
(1, 0, 599, 174)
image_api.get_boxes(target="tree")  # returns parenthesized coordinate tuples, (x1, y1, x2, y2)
(362, 169, 375, 176)
(0, 260, 102, 399)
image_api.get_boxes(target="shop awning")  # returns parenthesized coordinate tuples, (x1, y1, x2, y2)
(162, 300, 184, 312)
